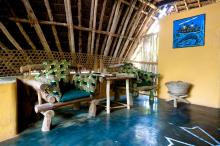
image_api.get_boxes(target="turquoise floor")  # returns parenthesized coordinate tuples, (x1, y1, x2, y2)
(1, 95, 220, 146)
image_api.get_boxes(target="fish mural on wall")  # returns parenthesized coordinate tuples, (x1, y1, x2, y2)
(173, 14, 205, 48)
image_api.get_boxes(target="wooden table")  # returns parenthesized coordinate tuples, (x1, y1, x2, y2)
(103, 76, 134, 114)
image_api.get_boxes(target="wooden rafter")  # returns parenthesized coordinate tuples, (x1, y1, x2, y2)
(103, 0, 122, 56)
(87, 0, 95, 54)
(138, 0, 157, 9)
(174, 2, 179, 12)
(78, 0, 82, 53)
(113, 0, 137, 58)
(125, 10, 159, 59)
(0, 40, 9, 52)
(15, 23, 37, 50)
(0, 22, 24, 52)
(21, 0, 53, 58)
(90, 0, 98, 54)
(184, 0, 189, 10)
(5, 0, 37, 50)
(94, 0, 107, 55)
(0, 22, 31, 63)
(8, 17, 134, 40)
(112, 6, 143, 57)
(100, 1, 118, 55)
(198, 0, 201, 7)
(64, 0, 75, 53)
(121, 0, 157, 11)
(109, 3, 130, 56)
(119, 5, 146, 58)
(44, 0, 64, 56)
(124, 7, 141, 37)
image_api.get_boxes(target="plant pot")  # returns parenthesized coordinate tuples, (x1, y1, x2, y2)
(165, 81, 191, 95)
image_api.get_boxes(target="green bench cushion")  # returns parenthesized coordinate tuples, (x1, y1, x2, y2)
(60, 88, 91, 102)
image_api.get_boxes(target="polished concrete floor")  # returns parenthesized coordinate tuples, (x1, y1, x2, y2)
(1, 95, 220, 146)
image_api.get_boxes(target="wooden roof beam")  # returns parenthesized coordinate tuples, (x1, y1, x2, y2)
(44, 0, 64, 56)
(90, 0, 98, 54)
(113, 0, 137, 58)
(118, 5, 146, 58)
(0, 22, 24, 52)
(4, 0, 37, 50)
(87, 0, 95, 54)
(21, 0, 53, 58)
(95, 0, 107, 55)
(184, 0, 189, 10)
(64, 0, 76, 53)
(198, 0, 201, 7)
(8, 17, 135, 40)
(174, 2, 179, 12)
(103, 0, 122, 56)
(118, 6, 144, 56)
(109, 2, 131, 56)
(100, 1, 117, 55)
(78, 0, 82, 53)
(0, 22, 31, 63)
(121, 0, 157, 10)
(125, 10, 159, 59)
(15, 23, 37, 50)
(0, 40, 9, 52)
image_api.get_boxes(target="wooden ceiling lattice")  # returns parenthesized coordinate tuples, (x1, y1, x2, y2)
(0, 0, 217, 76)
(0, 0, 161, 59)
(0, 50, 130, 76)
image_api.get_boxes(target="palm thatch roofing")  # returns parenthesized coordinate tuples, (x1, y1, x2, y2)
(0, 0, 216, 76)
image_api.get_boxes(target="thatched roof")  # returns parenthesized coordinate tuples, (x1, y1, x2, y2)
(0, 0, 216, 58)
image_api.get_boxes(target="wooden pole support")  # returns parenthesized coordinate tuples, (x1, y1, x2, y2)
(41, 110, 55, 132)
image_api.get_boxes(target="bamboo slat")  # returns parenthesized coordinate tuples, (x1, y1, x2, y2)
(5, 0, 37, 51)
(95, 0, 107, 55)
(78, 0, 82, 53)
(44, 0, 64, 57)
(103, 0, 122, 56)
(100, 1, 118, 54)
(8, 17, 134, 40)
(21, 0, 53, 58)
(113, 0, 137, 58)
(87, 0, 95, 54)
(118, 5, 146, 58)
(64, 0, 76, 53)
(90, 0, 98, 54)
(126, 10, 158, 59)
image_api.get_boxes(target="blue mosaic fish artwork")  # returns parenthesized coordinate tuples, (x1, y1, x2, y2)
(173, 14, 205, 48)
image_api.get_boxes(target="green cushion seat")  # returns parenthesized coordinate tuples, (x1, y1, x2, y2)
(60, 88, 91, 102)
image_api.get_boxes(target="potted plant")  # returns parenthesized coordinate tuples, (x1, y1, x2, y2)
(118, 62, 159, 100)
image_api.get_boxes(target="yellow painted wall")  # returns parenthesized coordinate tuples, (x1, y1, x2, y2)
(0, 82, 17, 141)
(158, 3, 220, 108)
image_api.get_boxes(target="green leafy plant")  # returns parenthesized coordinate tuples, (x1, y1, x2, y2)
(119, 62, 159, 99)
(119, 63, 158, 86)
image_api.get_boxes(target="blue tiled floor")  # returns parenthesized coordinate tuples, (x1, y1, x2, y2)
(1, 95, 220, 146)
